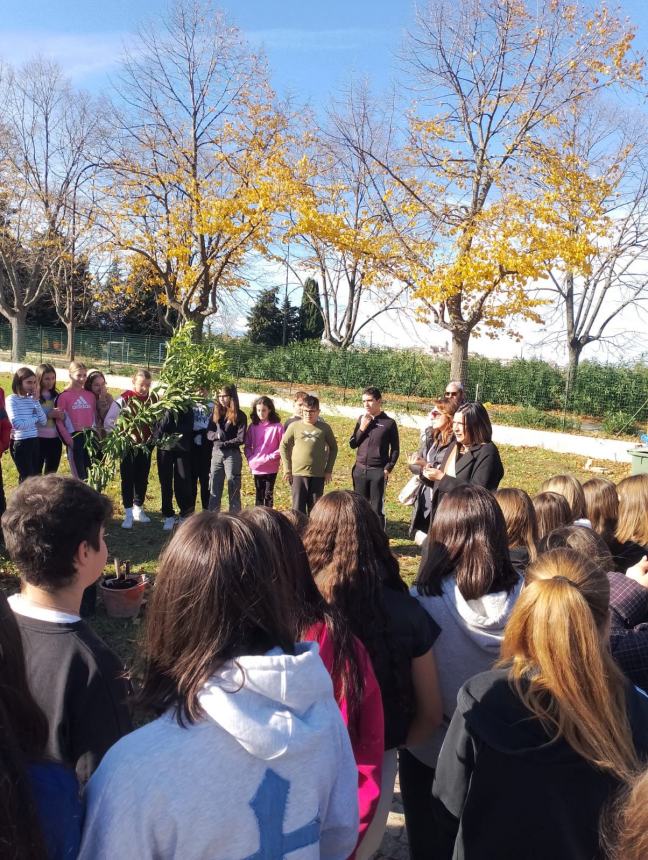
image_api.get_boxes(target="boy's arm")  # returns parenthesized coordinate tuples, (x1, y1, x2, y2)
(280, 424, 295, 476)
(324, 424, 338, 473)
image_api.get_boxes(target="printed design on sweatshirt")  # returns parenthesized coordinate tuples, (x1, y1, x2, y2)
(71, 396, 93, 410)
(243, 768, 320, 860)
(300, 430, 320, 442)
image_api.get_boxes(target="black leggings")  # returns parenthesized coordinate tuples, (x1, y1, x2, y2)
(253, 473, 277, 507)
(11, 438, 40, 483)
(36, 436, 63, 475)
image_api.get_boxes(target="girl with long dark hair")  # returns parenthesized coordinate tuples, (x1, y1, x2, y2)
(79, 513, 358, 858)
(207, 384, 247, 512)
(241, 506, 383, 853)
(244, 396, 284, 508)
(404, 485, 522, 859)
(304, 491, 442, 859)
(35, 363, 64, 474)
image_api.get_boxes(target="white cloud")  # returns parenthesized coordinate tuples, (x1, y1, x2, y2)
(246, 27, 392, 53)
(0, 30, 127, 83)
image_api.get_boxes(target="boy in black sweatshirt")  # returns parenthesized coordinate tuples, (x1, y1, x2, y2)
(3, 475, 133, 782)
(350, 387, 399, 529)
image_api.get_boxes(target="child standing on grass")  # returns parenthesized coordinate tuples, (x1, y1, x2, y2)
(85, 370, 114, 441)
(35, 363, 64, 475)
(7, 367, 48, 483)
(207, 385, 247, 513)
(280, 395, 338, 516)
(244, 396, 284, 508)
(0, 383, 12, 516)
(104, 369, 154, 529)
(55, 362, 97, 481)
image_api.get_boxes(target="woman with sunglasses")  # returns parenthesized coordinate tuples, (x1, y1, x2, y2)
(408, 398, 458, 543)
(418, 402, 504, 533)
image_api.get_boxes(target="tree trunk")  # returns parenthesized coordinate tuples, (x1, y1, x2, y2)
(11, 310, 27, 361)
(187, 313, 204, 343)
(565, 341, 582, 406)
(449, 329, 470, 386)
(65, 318, 76, 360)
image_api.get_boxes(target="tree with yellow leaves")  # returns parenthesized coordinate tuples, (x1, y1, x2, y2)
(530, 98, 648, 397)
(282, 98, 409, 349)
(341, 0, 644, 381)
(103, 1, 288, 340)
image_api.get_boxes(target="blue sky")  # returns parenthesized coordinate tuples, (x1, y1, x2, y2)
(2, 1, 647, 359)
(0, 0, 415, 106)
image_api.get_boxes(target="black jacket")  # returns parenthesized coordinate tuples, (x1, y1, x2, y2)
(207, 412, 247, 450)
(155, 406, 195, 453)
(436, 441, 504, 495)
(349, 411, 399, 471)
(433, 668, 648, 860)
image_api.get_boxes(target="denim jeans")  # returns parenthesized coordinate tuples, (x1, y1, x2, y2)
(208, 447, 242, 512)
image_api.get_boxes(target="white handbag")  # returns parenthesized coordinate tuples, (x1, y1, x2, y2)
(398, 475, 421, 506)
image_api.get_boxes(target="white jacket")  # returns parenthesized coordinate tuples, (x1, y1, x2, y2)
(79, 643, 359, 859)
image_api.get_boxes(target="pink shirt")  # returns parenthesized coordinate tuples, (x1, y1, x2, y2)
(305, 622, 384, 854)
(243, 420, 284, 475)
(55, 389, 97, 446)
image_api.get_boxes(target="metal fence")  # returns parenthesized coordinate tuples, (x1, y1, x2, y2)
(1, 324, 646, 434)
(0, 325, 168, 372)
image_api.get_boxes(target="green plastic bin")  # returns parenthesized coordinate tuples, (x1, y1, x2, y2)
(628, 448, 648, 475)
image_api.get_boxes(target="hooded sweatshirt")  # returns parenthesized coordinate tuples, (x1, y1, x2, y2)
(432, 669, 648, 860)
(408, 574, 523, 767)
(78, 642, 359, 860)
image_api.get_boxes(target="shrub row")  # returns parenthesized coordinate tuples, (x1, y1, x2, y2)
(210, 336, 648, 421)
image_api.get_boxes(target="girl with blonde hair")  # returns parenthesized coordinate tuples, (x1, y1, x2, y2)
(615, 474, 648, 570)
(583, 477, 620, 555)
(433, 548, 648, 860)
(540, 474, 590, 525)
(494, 487, 538, 572)
(532, 490, 572, 541)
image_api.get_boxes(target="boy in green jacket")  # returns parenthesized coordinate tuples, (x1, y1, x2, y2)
(280, 395, 338, 515)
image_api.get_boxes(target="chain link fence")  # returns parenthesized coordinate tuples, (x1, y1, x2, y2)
(0, 325, 168, 372)
(1, 325, 646, 435)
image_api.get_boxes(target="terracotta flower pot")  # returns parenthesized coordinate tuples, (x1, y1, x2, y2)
(100, 574, 147, 618)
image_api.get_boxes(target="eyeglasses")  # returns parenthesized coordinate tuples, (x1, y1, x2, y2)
(445, 390, 459, 397)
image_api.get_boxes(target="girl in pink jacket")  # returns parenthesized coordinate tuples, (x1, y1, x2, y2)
(244, 396, 284, 508)
(55, 362, 97, 481)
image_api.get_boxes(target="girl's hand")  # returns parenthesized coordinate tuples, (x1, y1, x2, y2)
(206, 430, 216, 442)
(50, 408, 64, 420)
(409, 453, 426, 467)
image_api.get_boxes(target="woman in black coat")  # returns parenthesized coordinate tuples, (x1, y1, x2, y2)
(420, 402, 503, 510)
(408, 398, 457, 541)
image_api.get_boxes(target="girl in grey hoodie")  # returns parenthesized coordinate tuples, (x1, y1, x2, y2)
(400, 485, 523, 860)
(79, 513, 358, 860)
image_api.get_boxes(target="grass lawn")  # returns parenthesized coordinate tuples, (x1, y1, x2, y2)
(0, 370, 631, 666)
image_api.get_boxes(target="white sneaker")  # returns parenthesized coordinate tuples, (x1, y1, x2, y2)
(163, 516, 177, 531)
(133, 505, 151, 523)
(122, 509, 133, 529)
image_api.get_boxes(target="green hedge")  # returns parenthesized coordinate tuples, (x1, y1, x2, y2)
(209, 336, 648, 421)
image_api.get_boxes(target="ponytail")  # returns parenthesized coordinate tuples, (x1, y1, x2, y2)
(501, 549, 638, 782)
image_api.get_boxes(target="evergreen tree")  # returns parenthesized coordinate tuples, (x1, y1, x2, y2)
(246, 288, 283, 346)
(299, 277, 324, 341)
(280, 294, 300, 345)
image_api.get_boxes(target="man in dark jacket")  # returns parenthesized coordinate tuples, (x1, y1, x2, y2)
(349, 387, 399, 529)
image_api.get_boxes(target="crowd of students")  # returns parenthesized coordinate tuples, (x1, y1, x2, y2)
(3, 369, 648, 858)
